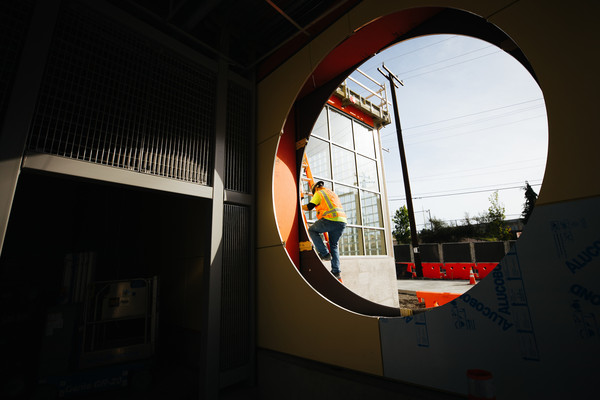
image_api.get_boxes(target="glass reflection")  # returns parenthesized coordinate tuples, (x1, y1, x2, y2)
(332, 145, 357, 186)
(312, 108, 329, 139)
(339, 226, 363, 256)
(364, 228, 386, 255)
(306, 137, 331, 179)
(357, 155, 378, 191)
(302, 105, 388, 257)
(360, 191, 383, 227)
(329, 109, 353, 149)
(335, 184, 361, 225)
(353, 122, 375, 158)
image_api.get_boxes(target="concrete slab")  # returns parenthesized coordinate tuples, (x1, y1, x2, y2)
(397, 279, 476, 295)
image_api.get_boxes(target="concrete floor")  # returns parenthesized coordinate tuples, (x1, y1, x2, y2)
(32, 350, 464, 400)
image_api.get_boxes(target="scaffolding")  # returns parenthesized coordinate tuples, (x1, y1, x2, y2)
(334, 68, 392, 128)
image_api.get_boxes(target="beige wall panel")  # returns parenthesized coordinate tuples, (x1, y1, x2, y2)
(256, 135, 283, 250)
(256, 0, 600, 381)
(349, 0, 515, 30)
(306, 15, 353, 67)
(256, 48, 313, 145)
(487, 0, 600, 204)
(256, 245, 383, 376)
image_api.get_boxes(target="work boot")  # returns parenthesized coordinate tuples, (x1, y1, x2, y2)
(320, 253, 332, 261)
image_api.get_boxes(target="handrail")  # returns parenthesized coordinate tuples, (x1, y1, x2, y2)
(340, 68, 391, 115)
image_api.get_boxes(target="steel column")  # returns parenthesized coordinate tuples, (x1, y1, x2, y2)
(0, 0, 61, 254)
(200, 48, 229, 400)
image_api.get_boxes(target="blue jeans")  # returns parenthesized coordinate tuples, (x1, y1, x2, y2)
(308, 219, 346, 275)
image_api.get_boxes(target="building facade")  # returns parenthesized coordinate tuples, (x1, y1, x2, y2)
(301, 74, 398, 307)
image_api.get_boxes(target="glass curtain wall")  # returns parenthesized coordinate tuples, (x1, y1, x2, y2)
(303, 107, 386, 256)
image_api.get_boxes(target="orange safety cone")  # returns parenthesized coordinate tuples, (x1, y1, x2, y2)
(469, 268, 477, 285)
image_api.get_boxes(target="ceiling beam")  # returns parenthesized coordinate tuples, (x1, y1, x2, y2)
(264, 0, 310, 36)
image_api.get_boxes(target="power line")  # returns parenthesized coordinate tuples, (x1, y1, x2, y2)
(404, 180, 543, 196)
(389, 183, 542, 201)
(402, 50, 502, 80)
(403, 105, 545, 138)
(403, 114, 546, 146)
(390, 163, 545, 184)
(397, 98, 544, 132)
(362, 35, 458, 74)
(386, 158, 547, 182)
(381, 102, 546, 139)
(394, 45, 494, 76)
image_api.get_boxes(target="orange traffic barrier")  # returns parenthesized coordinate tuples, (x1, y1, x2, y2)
(444, 263, 472, 280)
(416, 291, 461, 308)
(422, 262, 445, 279)
(405, 263, 416, 278)
(474, 263, 497, 280)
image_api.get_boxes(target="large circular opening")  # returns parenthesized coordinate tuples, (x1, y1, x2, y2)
(299, 33, 547, 312)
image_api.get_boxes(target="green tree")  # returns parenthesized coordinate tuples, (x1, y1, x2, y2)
(486, 191, 512, 240)
(420, 216, 477, 243)
(429, 216, 447, 231)
(521, 181, 538, 224)
(392, 206, 411, 243)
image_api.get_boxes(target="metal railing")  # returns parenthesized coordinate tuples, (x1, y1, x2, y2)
(336, 68, 391, 126)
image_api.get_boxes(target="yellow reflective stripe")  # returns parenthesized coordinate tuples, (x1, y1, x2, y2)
(321, 190, 335, 210)
(322, 208, 344, 217)
(320, 189, 346, 219)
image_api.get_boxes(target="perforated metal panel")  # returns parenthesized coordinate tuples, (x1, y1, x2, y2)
(220, 204, 252, 371)
(27, 2, 216, 185)
(0, 0, 34, 126)
(225, 82, 253, 193)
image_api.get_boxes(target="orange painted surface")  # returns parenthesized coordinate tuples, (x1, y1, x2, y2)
(273, 113, 300, 267)
(416, 291, 462, 308)
(327, 96, 375, 127)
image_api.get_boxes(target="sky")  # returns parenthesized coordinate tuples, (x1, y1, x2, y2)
(348, 34, 548, 230)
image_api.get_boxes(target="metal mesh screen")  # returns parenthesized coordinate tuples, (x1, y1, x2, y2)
(27, 2, 216, 185)
(225, 81, 252, 193)
(0, 0, 34, 127)
(220, 204, 252, 371)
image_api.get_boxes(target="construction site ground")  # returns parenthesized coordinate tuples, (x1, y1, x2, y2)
(397, 278, 476, 310)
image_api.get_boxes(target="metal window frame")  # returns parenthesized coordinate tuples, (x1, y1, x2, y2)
(306, 105, 388, 256)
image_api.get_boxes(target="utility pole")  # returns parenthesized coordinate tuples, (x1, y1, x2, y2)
(378, 63, 423, 278)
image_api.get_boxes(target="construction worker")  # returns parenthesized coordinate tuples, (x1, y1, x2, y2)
(302, 181, 347, 280)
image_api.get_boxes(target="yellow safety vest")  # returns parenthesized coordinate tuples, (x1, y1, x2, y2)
(311, 188, 347, 223)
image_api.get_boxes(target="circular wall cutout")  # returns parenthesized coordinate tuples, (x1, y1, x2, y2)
(277, 8, 546, 316)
